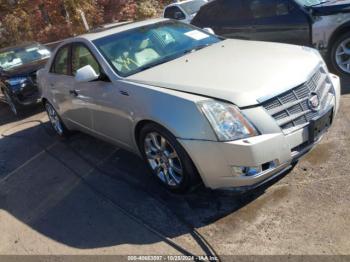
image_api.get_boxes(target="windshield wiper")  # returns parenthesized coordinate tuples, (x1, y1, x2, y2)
(137, 56, 178, 72)
(135, 44, 212, 74)
(183, 44, 211, 55)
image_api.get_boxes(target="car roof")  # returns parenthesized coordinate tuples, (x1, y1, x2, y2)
(0, 42, 41, 53)
(78, 18, 167, 42)
(165, 0, 205, 8)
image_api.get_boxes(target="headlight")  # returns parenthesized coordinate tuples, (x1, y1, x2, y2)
(198, 100, 258, 141)
(6, 77, 28, 86)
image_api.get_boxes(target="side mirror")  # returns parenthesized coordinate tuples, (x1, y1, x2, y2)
(75, 65, 99, 82)
(203, 27, 215, 35)
(174, 11, 186, 20)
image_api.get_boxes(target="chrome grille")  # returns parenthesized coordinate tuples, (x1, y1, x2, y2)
(262, 67, 333, 133)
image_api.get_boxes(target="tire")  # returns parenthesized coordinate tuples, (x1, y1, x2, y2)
(44, 101, 70, 138)
(330, 32, 350, 76)
(138, 123, 200, 193)
(3, 89, 21, 116)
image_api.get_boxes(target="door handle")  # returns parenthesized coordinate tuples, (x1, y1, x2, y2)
(69, 90, 79, 97)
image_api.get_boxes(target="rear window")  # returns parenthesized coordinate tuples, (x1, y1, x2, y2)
(180, 0, 207, 15)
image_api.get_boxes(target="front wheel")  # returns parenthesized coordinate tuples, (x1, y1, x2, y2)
(330, 32, 350, 76)
(139, 123, 200, 193)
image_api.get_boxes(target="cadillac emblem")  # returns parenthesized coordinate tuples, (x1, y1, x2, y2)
(308, 92, 320, 111)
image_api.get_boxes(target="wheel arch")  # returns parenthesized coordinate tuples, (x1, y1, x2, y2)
(328, 21, 350, 51)
(133, 118, 203, 189)
(134, 119, 169, 150)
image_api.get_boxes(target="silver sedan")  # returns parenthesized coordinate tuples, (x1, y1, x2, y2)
(38, 19, 341, 192)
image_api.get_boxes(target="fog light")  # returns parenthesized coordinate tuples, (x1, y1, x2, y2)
(232, 166, 262, 177)
(232, 160, 279, 177)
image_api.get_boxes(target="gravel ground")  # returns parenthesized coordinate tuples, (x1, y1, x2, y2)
(0, 76, 349, 258)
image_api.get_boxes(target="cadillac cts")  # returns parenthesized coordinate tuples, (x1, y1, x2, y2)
(38, 19, 341, 192)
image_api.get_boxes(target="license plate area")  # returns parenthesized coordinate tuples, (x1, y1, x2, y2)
(309, 108, 333, 143)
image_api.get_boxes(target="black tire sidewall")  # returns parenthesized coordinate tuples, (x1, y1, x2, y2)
(138, 123, 199, 193)
(330, 32, 350, 76)
(44, 101, 70, 138)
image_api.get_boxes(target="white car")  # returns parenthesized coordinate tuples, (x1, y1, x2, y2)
(163, 0, 209, 24)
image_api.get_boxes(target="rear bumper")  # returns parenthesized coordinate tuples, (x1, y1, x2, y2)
(178, 74, 341, 190)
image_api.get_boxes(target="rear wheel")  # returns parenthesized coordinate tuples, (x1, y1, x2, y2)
(45, 101, 70, 137)
(138, 123, 200, 193)
(331, 32, 350, 76)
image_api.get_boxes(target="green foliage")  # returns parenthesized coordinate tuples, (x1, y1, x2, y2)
(136, 0, 159, 20)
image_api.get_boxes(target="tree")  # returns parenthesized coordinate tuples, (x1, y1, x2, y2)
(0, 0, 171, 48)
(97, 0, 137, 23)
(0, 0, 102, 47)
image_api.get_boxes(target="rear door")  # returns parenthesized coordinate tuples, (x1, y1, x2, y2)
(47, 45, 77, 123)
(244, 0, 311, 45)
(48, 44, 93, 130)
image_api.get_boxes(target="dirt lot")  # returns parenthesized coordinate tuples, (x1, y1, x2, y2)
(0, 77, 349, 258)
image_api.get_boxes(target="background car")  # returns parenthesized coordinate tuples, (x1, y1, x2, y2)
(191, 0, 350, 76)
(163, 0, 209, 23)
(0, 42, 51, 115)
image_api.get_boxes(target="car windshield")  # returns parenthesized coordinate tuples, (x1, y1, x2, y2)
(180, 0, 207, 15)
(0, 44, 50, 71)
(93, 21, 221, 77)
(295, 0, 329, 7)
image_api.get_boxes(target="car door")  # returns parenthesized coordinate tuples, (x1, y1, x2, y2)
(192, 0, 255, 39)
(48, 44, 92, 130)
(74, 45, 135, 149)
(244, 0, 311, 45)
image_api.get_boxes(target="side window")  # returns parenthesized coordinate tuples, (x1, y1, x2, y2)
(71, 44, 100, 76)
(52, 46, 69, 75)
(218, 0, 243, 23)
(193, 0, 242, 25)
(248, 0, 289, 19)
(164, 6, 186, 20)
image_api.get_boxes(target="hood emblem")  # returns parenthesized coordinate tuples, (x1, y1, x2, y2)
(308, 92, 320, 112)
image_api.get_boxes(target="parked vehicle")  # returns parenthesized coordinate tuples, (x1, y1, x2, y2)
(0, 42, 51, 115)
(191, 0, 350, 76)
(163, 0, 209, 24)
(38, 19, 340, 192)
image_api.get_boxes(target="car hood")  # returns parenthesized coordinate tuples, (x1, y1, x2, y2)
(126, 39, 321, 107)
(311, 0, 350, 15)
(0, 58, 48, 78)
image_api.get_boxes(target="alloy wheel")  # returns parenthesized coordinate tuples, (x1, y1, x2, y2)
(335, 37, 350, 74)
(45, 103, 64, 136)
(144, 132, 184, 187)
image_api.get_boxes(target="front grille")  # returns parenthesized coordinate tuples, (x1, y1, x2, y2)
(262, 67, 334, 133)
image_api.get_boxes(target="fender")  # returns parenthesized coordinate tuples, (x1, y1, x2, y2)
(328, 20, 350, 47)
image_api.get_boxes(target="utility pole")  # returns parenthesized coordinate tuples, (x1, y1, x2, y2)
(78, 9, 90, 32)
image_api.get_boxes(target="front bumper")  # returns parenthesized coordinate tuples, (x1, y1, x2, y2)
(179, 74, 341, 190)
